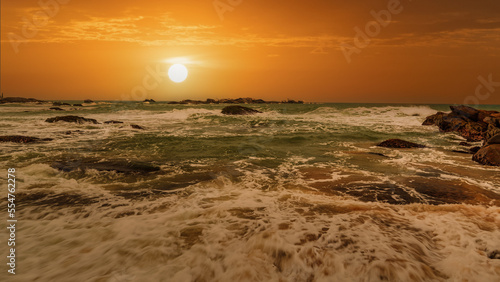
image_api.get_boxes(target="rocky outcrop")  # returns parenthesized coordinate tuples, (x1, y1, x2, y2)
(221, 106, 262, 115)
(0, 97, 44, 104)
(377, 139, 426, 149)
(45, 116, 99, 124)
(472, 144, 500, 166)
(424, 106, 500, 166)
(423, 105, 499, 142)
(0, 136, 53, 143)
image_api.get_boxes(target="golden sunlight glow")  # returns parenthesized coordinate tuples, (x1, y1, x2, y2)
(168, 64, 188, 83)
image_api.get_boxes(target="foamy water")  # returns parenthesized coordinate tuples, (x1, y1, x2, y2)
(1, 102, 499, 281)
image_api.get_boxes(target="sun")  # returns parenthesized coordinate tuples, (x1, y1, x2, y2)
(168, 64, 188, 83)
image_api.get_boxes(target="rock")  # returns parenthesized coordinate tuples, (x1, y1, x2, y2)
(423, 106, 500, 142)
(104, 120, 124, 124)
(52, 102, 70, 106)
(0, 135, 53, 143)
(51, 158, 160, 174)
(131, 124, 145, 130)
(485, 134, 500, 145)
(45, 116, 99, 124)
(486, 124, 500, 142)
(457, 121, 489, 142)
(377, 139, 426, 149)
(472, 144, 500, 166)
(450, 105, 480, 121)
(221, 106, 262, 115)
(470, 147, 481, 154)
(83, 99, 94, 103)
(143, 99, 156, 103)
(459, 142, 471, 146)
(73, 104, 83, 107)
(0, 97, 44, 104)
(50, 107, 65, 111)
(422, 112, 446, 126)
(489, 250, 500, 259)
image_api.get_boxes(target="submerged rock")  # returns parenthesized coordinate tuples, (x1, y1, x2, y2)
(377, 139, 426, 149)
(104, 120, 124, 124)
(0, 135, 53, 143)
(472, 144, 500, 166)
(221, 105, 262, 115)
(51, 158, 160, 174)
(50, 107, 65, 111)
(45, 115, 99, 124)
(131, 124, 145, 130)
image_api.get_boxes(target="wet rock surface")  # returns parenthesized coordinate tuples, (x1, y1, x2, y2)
(45, 115, 99, 124)
(377, 139, 426, 149)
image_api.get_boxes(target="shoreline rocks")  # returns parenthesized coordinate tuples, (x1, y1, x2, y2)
(377, 139, 426, 149)
(221, 106, 262, 115)
(423, 105, 500, 166)
(472, 144, 500, 166)
(45, 115, 99, 124)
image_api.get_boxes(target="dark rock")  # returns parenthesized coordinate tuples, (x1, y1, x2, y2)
(50, 107, 64, 111)
(52, 102, 71, 106)
(489, 250, 500, 259)
(486, 134, 500, 145)
(377, 139, 426, 149)
(422, 112, 446, 126)
(104, 120, 124, 124)
(472, 144, 500, 166)
(470, 147, 481, 154)
(459, 142, 471, 146)
(457, 121, 489, 142)
(0, 97, 44, 104)
(423, 106, 499, 142)
(486, 125, 500, 142)
(83, 99, 94, 103)
(73, 104, 83, 107)
(51, 158, 160, 174)
(131, 124, 145, 130)
(45, 116, 99, 124)
(221, 106, 262, 115)
(143, 99, 156, 103)
(0, 135, 53, 143)
(450, 105, 480, 122)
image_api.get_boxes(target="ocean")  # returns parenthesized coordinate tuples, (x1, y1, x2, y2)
(1, 102, 500, 281)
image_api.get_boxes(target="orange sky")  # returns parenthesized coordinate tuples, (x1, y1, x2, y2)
(1, 0, 500, 103)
